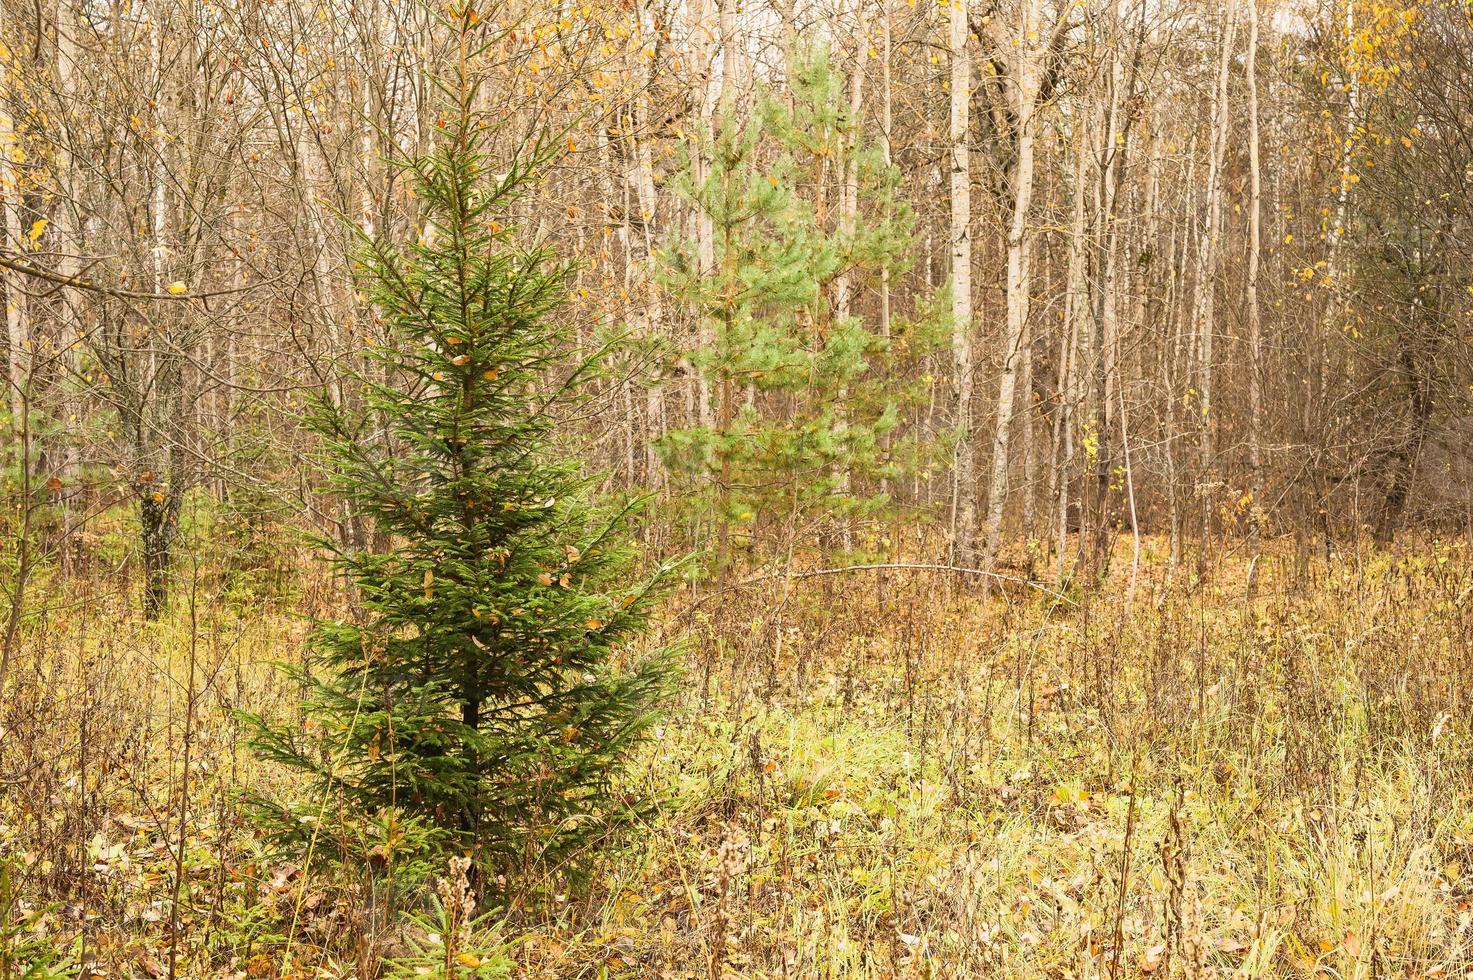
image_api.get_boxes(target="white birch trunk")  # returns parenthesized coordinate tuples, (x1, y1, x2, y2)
(688, 0, 716, 427)
(0, 0, 29, 431)
(948, 0, 977, 565)
(631, 92, 668, 487)
(1246, 0, 1265, 565)
(1191, 0, 1239, 555)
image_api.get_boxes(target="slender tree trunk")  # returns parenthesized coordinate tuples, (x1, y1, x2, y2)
(689, 0, 716, 428)
(52, 0, 82, 514)
(1323, 0, 1358, 384)
(979, 0, 1043, 578)
(630, 93, 668, 487)
(719, 0, 740, 109)
(878, 0, 892, 345)
(877, 0, 893, 504)
(1087, 32, 1130, 579)
(1192, 0, 1238, 572)
(1376, 332, 1432, 545)
(0, 381, 33, 701)
(1166, 137, 1200, 582)
(829, 1, 871, 550)
(948, 0, 977, 566)
(1, 0, 30, 433)
(596, 123, 633, 483)
(1057, 112, 1089, 583)
(834, 0, 870, 320)
(1020, 312, 1037, 554)
(1245, 0, 1265, 576)
(141, 21, 176, 618)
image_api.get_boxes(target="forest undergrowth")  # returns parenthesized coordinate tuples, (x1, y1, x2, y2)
(3, 537, 1473, 979)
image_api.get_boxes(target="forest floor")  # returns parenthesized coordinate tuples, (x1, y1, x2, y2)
(4, 537, 1473, 978)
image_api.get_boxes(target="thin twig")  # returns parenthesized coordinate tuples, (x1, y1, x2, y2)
(0, 250, 274, 304)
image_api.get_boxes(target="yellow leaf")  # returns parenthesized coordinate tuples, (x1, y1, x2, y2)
(455, 953, 483, 968)
(165, 281, 188, 295)
(27, 218, 47, 243)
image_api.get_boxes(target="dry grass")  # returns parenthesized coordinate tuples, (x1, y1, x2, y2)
(3, 537, 1473, 978)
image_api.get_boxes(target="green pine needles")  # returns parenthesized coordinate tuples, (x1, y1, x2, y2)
(659, 44, 944, 564)
(247, 10, 679, 890)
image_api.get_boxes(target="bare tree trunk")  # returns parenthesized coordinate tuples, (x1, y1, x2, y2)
(877, 0, 893, 504)
(689, 0, 716, 428)
(834, 0, 870, 321)
(1087, 24, 1131, 579)
(829, 1, 871, 549)
(719, 0, 740, 109)
(1166, 136, 1200, 583)
(49, 0, 84, 556)
(979, 0, 1045, 577)
(1245, 0, 1265, 577)
(1191, 0, 1239, 571)
(1323, 0, 1359, 387)
(630, 91, 668, 487)
(597, 124, 639, 485)
(948, 0, 977, 566)
(1, 0, 29, 433)
(0, 390, 34, 701)
(1057, 111, 1089, 583)
(878, 0, 892, 345)
(141, 21, 176, 618)
(1376, 332, 1432, 545)
(1020, 311, 1037, 557)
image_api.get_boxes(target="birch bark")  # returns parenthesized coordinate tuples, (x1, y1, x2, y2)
(948, 0, 977, 565)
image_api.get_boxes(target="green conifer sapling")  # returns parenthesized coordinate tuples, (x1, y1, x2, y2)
(248, 7, 678, 889)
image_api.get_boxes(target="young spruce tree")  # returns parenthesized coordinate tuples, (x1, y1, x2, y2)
(249, 9, 677, 885)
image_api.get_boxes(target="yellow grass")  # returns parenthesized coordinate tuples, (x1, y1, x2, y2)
(3, 538, 1473, 978)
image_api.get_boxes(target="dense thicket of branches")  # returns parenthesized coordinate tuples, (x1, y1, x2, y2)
(3, 0, 1473, 620)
